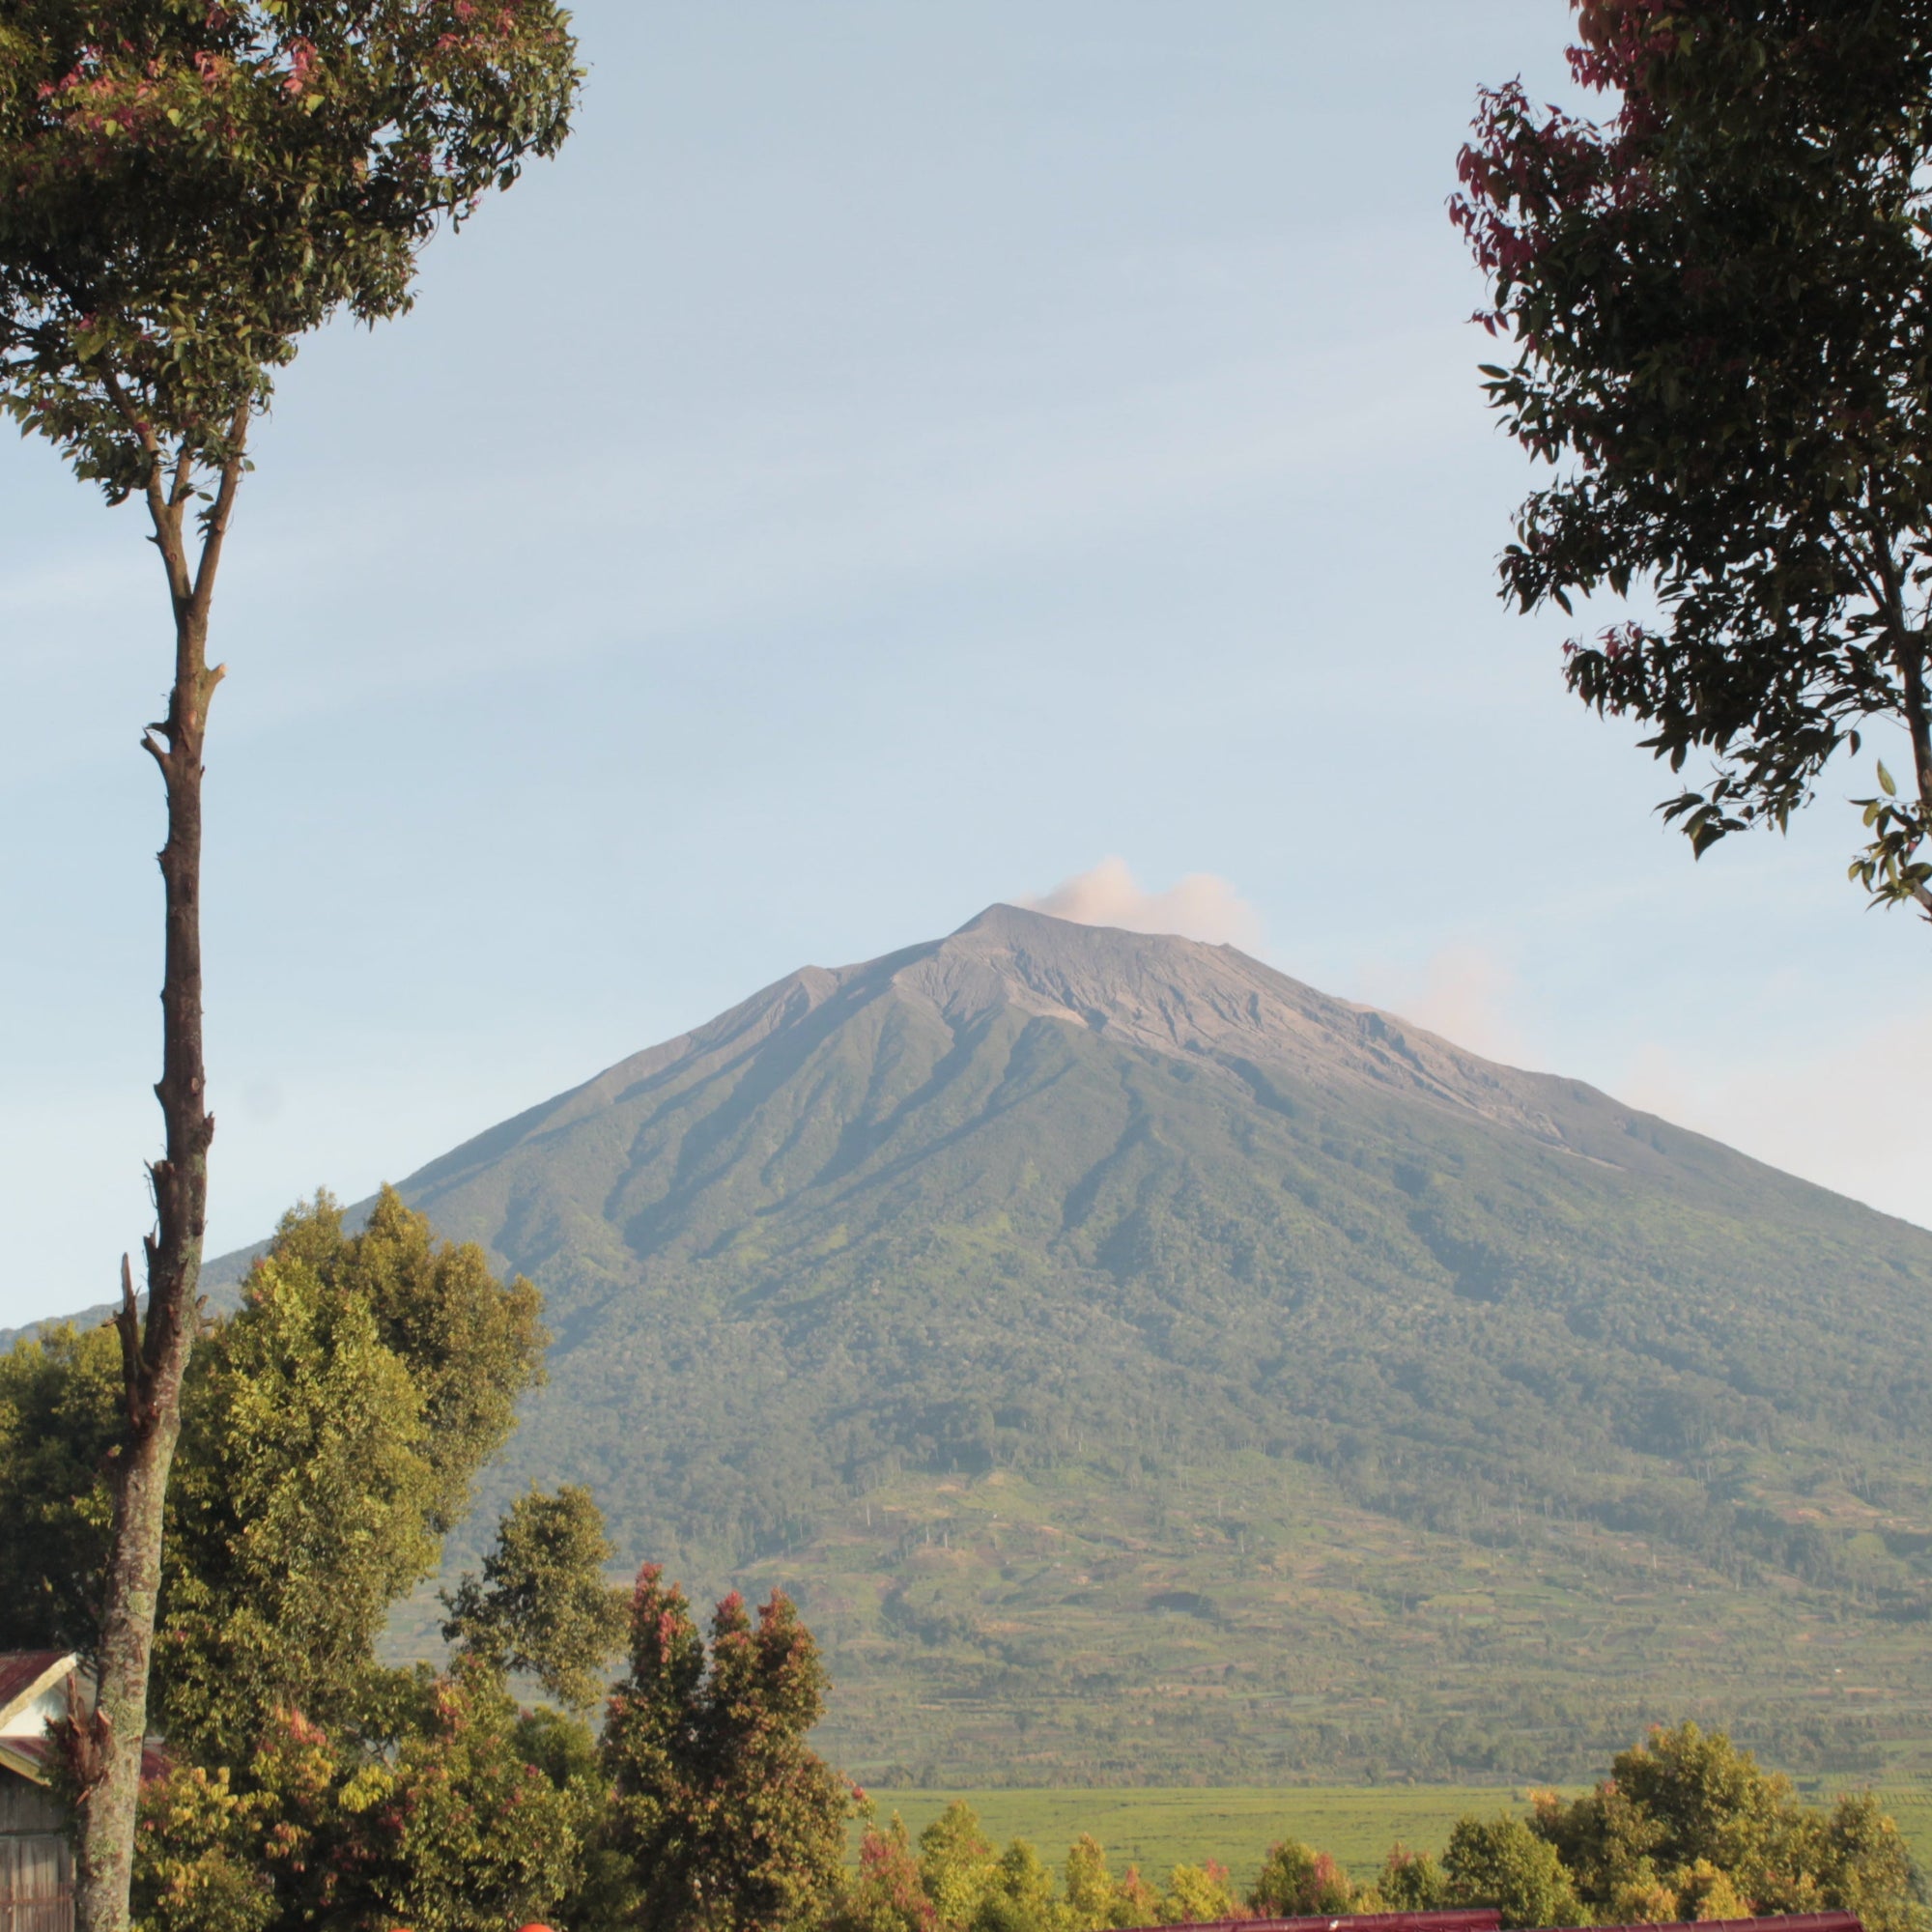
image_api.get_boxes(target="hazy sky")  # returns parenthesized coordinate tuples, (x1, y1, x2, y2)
(5, 2, 1927, 1327)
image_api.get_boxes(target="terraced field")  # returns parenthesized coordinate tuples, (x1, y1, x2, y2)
(1870, 1785, 1932, 1879)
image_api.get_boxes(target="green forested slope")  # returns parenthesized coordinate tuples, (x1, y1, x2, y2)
(206, 907, 1932, 1782)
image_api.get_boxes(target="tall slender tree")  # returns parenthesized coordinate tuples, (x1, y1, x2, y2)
(0, 11, 578, 1927)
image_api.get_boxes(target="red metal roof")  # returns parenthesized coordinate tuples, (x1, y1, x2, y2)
(1547, 1918, 1862, 1932)
(0, 1735, 169, 1787)
(1122, 1912, 1861, 1932)
(0, 1653, 72, 1714)
(1122, 1914, 1500, 1932)
(0, 1734, 54, 1783)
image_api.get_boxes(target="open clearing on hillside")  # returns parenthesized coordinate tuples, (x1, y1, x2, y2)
(862, 1786, 1932, 1887)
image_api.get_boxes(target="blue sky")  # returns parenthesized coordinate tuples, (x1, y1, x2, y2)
(4, 1, 1926, 1325)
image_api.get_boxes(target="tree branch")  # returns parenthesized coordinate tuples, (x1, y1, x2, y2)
(167, 445, 195, 514)
(98, 367, 191, 611)
(1826, 523, 1890, 622)
(111, 1253, 148, 1434)
(187, 400, 253, 632)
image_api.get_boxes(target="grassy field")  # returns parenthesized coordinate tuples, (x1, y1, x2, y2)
(861, 1785, 1932, 1889)
(859, 1787, 1542, 1885)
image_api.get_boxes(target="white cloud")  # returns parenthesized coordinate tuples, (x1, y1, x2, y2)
(1020, 856, 1264, 950)
(1349, 941, 1932, 1229)
(1613, 1019, 1932, 1231)
(1357, 944, 1534, 1066)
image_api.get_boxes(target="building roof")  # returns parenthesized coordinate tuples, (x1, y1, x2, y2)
(0, 1653, 167, 1791)
(0, 1731, 169, 1789)
(1113, 1909, 1499, 1924)
(1166, 1915, 1499, 1932)
(0, 1653, 74, 1728)
(0, 1733, 56, 1783)
(1122, 1911, 1861, 1932)
(1549, 1919, 1861, 1932)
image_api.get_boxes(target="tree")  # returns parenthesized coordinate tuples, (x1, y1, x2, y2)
(976, 1840, 1065, 1932)
(305, 1665, 589, 1932)
(0, 1317, 125, 1648)
(1441, 1813, 1582, 1930)
(1377, 1844, 1449, 1913)
(0, 1192, 579, 1929)
(1063, 1835, 1127, 1932)
(130, 1663, 596, 1932)
(834, 1824, 1158, 1932)
(1792, 1791, 1930, 1932)
(443, 1483, 630, 1713)
(0, 1190, 548, 1761)
(510, 1702, 636, 1932)
(833, 1814, 942, 1932)
(156, 1229, 446, 1765)
(1530, 1721, 1930, 1932)
(603, 1566, 856, 1932)
(1109, 1867, 1160, 1930)
(0, 11, 577, 1925)
(1584, 1719, 1789, 1897)
(162, 1189, 550, 1760)
(1249, 1838, 1354, 1918)
(1159, 1861, 1237, 1927)
(920, 1803, 1000, 1932)
(1453, 1, 1932, 919)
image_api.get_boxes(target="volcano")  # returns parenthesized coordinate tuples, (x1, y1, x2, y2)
(217, 907, 1932, 1782)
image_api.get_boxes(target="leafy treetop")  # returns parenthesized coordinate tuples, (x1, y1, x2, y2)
(1453, 0, 1932, 916)
(0, 1186, 547, 1760)
(603, 1566, 857, 1932)
(442, 1480, 630, 1712)
(1532, 1719, 1927, 1932)
(0, 0, 579, 502)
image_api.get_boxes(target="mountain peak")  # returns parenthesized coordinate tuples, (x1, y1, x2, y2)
(947, 899, 1229, 953)
(401, 907, 1597, 1206)
(886, 901, 1580, 1150)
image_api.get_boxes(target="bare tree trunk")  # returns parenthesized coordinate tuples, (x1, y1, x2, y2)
(70, 416, 243, 1932)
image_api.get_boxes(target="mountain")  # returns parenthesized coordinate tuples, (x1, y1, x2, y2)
(123, 909, 1932, 1779)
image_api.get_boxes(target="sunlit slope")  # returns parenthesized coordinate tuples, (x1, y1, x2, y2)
(268, 907, 1932, 1780)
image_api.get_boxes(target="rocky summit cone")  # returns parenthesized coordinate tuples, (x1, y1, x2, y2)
(218, 907, 1932, 1782)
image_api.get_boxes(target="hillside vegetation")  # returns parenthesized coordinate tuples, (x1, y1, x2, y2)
(198, 907, 1932, 1782)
